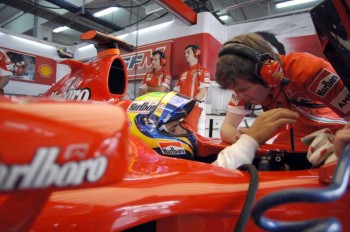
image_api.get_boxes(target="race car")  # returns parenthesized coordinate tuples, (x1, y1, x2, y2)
(1, 1, 350, 231)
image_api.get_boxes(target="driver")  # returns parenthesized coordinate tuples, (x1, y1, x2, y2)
(127, 91, 198, 160)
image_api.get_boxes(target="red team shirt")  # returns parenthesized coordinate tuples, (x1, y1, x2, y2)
(139, 69, 172, 91)
(173, 64, 211, 132)
(173, 64, 210, 98)
(0, 50, 13, 76)
(228, 53, 350, 148)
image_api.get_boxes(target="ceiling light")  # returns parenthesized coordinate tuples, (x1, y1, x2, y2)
(53, 26, 69, 33)
(135, 20, 174, 34)
(145, 3, 163, 15)
(276, 0, 318, 8)
(93, 7, 119, 17)
(219, 15, 230, 21)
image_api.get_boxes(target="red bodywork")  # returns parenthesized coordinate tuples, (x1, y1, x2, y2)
(2, 4, 350, 230)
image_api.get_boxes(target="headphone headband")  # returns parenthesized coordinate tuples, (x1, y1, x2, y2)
(218, 42, 287, 86)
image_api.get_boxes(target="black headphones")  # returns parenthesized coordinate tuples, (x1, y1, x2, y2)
(218, 42, 289, 86)
(152, 50, 166, 66)
(220, 42, 327, 109)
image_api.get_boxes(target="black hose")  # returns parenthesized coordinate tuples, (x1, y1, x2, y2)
(234, 164, 259, 232)
(251, 145, 350, 232)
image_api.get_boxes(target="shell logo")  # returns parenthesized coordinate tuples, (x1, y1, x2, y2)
(38, 64, 53, 78)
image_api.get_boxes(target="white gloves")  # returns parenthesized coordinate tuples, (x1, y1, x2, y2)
(301, 128, 338, 166)
(212, 134, 259, 170)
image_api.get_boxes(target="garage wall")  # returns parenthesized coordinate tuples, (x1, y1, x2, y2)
(1, 11, 323, 106)
(0, 29, 68, 96)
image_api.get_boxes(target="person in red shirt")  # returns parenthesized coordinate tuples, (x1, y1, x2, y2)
(0, 49, 13, 94)
(138, 50, 172, 96)
(215, 33, 350, 150)
(173, 45, 211, 132)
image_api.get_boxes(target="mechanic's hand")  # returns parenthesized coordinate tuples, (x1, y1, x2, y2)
(238, 127, 249, 135)
(334, 122, 350, 158)
(246, 108, 299, 145)
(302, 128, 337, 166)
(212, 134, 258, 170)
(232, 127, 249, 142)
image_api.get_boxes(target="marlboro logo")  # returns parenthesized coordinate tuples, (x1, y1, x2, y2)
(159, 142, 186, 156)
(0, 147, 108, 191)
(308, 69, 339, 98)
(50, 88, 91, 101)
(128, 101, 158, 113)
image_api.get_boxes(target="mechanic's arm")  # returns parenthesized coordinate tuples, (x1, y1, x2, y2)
(213, 109, 299, 170)
(0, 75, 10, 89)
(194, 87, 208, 102)
(334, 122, 350, 158)
(147, 86, 167, 92)
(138, 88, 147, 96)
(220, 111, 245, 144)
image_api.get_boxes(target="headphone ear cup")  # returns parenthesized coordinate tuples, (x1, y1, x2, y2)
(160, 57, 166, 66)
(194, 49, 200, 58)
(258, 60, 285, 86)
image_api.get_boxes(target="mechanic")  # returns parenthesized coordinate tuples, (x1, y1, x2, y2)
(173, 44, 210, 134)
(0, 48, 13, 94)
(215, 32, 350, 150)
(138, 50, 172, 96)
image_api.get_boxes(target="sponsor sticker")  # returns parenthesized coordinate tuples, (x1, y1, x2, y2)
(159, 141, 186, 156)
(273, 66, 284, 81)
(231, 92, 239, 105)
(307, 69, 339, 98)
(38, 64, 53, 78)
(127, 100, 158, 113)
(155, 102, 165, 115)
(330, 87, 350, 114)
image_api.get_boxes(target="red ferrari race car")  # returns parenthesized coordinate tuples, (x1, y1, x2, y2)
(1, 1, 350, 231)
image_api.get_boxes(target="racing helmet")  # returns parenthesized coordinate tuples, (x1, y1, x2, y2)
(127, 91, 198, 160)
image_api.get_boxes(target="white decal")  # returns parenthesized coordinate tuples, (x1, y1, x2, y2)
(330, 88, 350, 114)
(0, 147, 108, 190)
(50, 88, 91, 101)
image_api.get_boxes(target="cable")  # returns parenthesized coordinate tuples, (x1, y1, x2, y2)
(235, 164, 259, 232)
(251, 145, 350, 232)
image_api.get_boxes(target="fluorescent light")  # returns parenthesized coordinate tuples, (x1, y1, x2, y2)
(135, 20, 173, 34)
(77, 44, 95, 52)
(93, 7, 118, 17)
(276, 0, 318, 8)
(53, 26, 69, 33)
(145, 3, 163, 15)
(219, 15, 229, 21)
(10, 35, 56, 49)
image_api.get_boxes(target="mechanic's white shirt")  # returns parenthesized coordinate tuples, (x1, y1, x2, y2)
(212, 134, 259, 170)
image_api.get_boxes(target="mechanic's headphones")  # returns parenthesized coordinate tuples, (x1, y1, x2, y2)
(187, 45, 200, 59)
(152, 50, 166, 66)
(218, 42, 289, 86)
